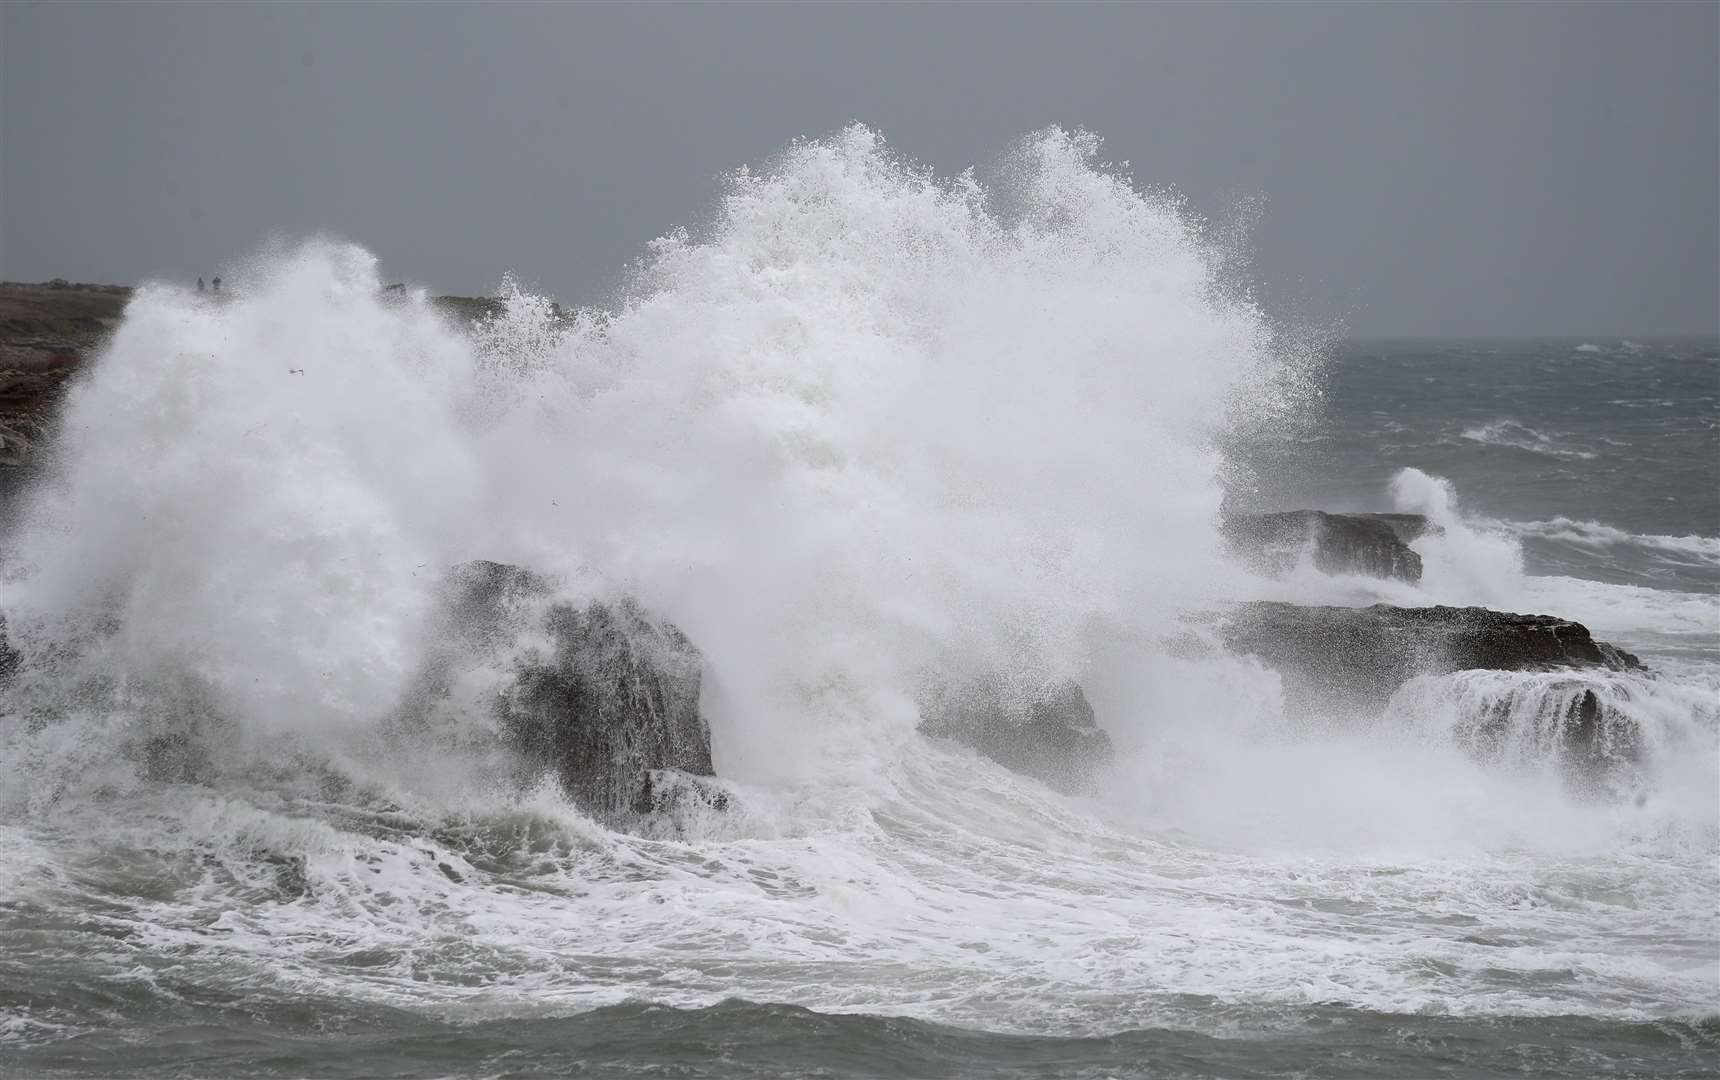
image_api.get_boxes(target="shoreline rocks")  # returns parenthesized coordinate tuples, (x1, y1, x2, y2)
(411, 560, 717, 822)
(0, 281, 131, 481)
(1221, 601, 1645, 714)
(1219, 601, 1652, 787)
(919, 679, 1113, 794)
(1222, 510, 1430, 582)
(0, 281, 1669, 805)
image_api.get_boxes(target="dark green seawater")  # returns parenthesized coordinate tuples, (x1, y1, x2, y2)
(9, 998, 1720, 1079)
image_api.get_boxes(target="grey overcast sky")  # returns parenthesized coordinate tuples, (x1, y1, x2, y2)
(2, 1, 1715, 337)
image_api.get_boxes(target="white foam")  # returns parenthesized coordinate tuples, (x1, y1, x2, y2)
(1508, 517, 1720, 566)
(1371, 471, 1720, 658)
(1390, 467, 1527, 605)
(0, 129, 1712, 1040)
(5, 244, 483, 736)
(1459, 419, 1597, 460)
(1385, 669, 1717, 798)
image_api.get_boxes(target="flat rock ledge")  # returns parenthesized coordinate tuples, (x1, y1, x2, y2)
(1220, 601, 1645, 714)
(1222, 510, 1431, 582)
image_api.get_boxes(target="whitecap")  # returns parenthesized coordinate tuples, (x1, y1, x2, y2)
(1459, 419, 1597, 460)
(1509, 517, 1720, 565)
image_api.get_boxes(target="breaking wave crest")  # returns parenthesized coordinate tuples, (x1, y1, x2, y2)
(0, 126, 1713, 1057)
(1459, 419, 1597, 460)
(1507, 517, 1720, 565)
(3, 126, 1306, 792)
(1387, 669, 1719, 805)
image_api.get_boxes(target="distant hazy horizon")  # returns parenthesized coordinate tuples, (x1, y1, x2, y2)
(3, 275, 1713, 346)
(4, 1, 1716, 338)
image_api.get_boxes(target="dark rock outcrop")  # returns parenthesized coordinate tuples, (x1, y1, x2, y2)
(1221, 603, 1652, 788)
(427, 294, 506, 324)
(411, 561, 715, 821)
(1222, 510, 1430, 582)
(1221, 602, 1645, 715)
(502, 597, 714, 817)
(919, 679, 1112, 794)
(0, 614, 18, 690)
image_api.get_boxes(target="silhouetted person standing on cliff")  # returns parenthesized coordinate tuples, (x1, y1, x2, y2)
(212, 276, 222, 294)
(197, 277, 205, 292)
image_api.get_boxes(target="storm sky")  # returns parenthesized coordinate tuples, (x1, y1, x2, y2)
(3, 1, 1715, 337)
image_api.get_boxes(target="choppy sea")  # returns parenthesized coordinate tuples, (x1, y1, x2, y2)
(1, 134, 1715, 1079)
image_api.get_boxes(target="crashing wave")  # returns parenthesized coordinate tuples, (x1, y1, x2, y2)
(1386, 669, 1717, 798)
(1508, 517, 1720, 566)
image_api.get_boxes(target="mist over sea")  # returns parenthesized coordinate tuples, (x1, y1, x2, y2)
(1, 129, 1715, 1079)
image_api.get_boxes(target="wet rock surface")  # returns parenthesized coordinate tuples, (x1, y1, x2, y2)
(412, 560, 715, 821)
(1222, 510, 1430, 582)
(1221, 601, 1645, 714)
(919, 679, 1113, 794)
(0, 282, 535, 497)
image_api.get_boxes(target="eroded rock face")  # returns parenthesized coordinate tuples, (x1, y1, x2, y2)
(414, 561, 716, 821)
(1221, 602, 1645, 715)
(502, 596, 714, 817)
(919, 679, 1112, 794)
(1222, 510, 1430, 582)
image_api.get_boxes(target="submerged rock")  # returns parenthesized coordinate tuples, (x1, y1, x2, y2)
(1221, 601, 1645, 715)
(1222, 510, 1429, 582)
(1388, 671, 1651, 794)
(1466, 683, 1641, 780)
(260, 852, 312, 901)
(919, 679, 1113, 794)
(413, 561, 715, 822)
